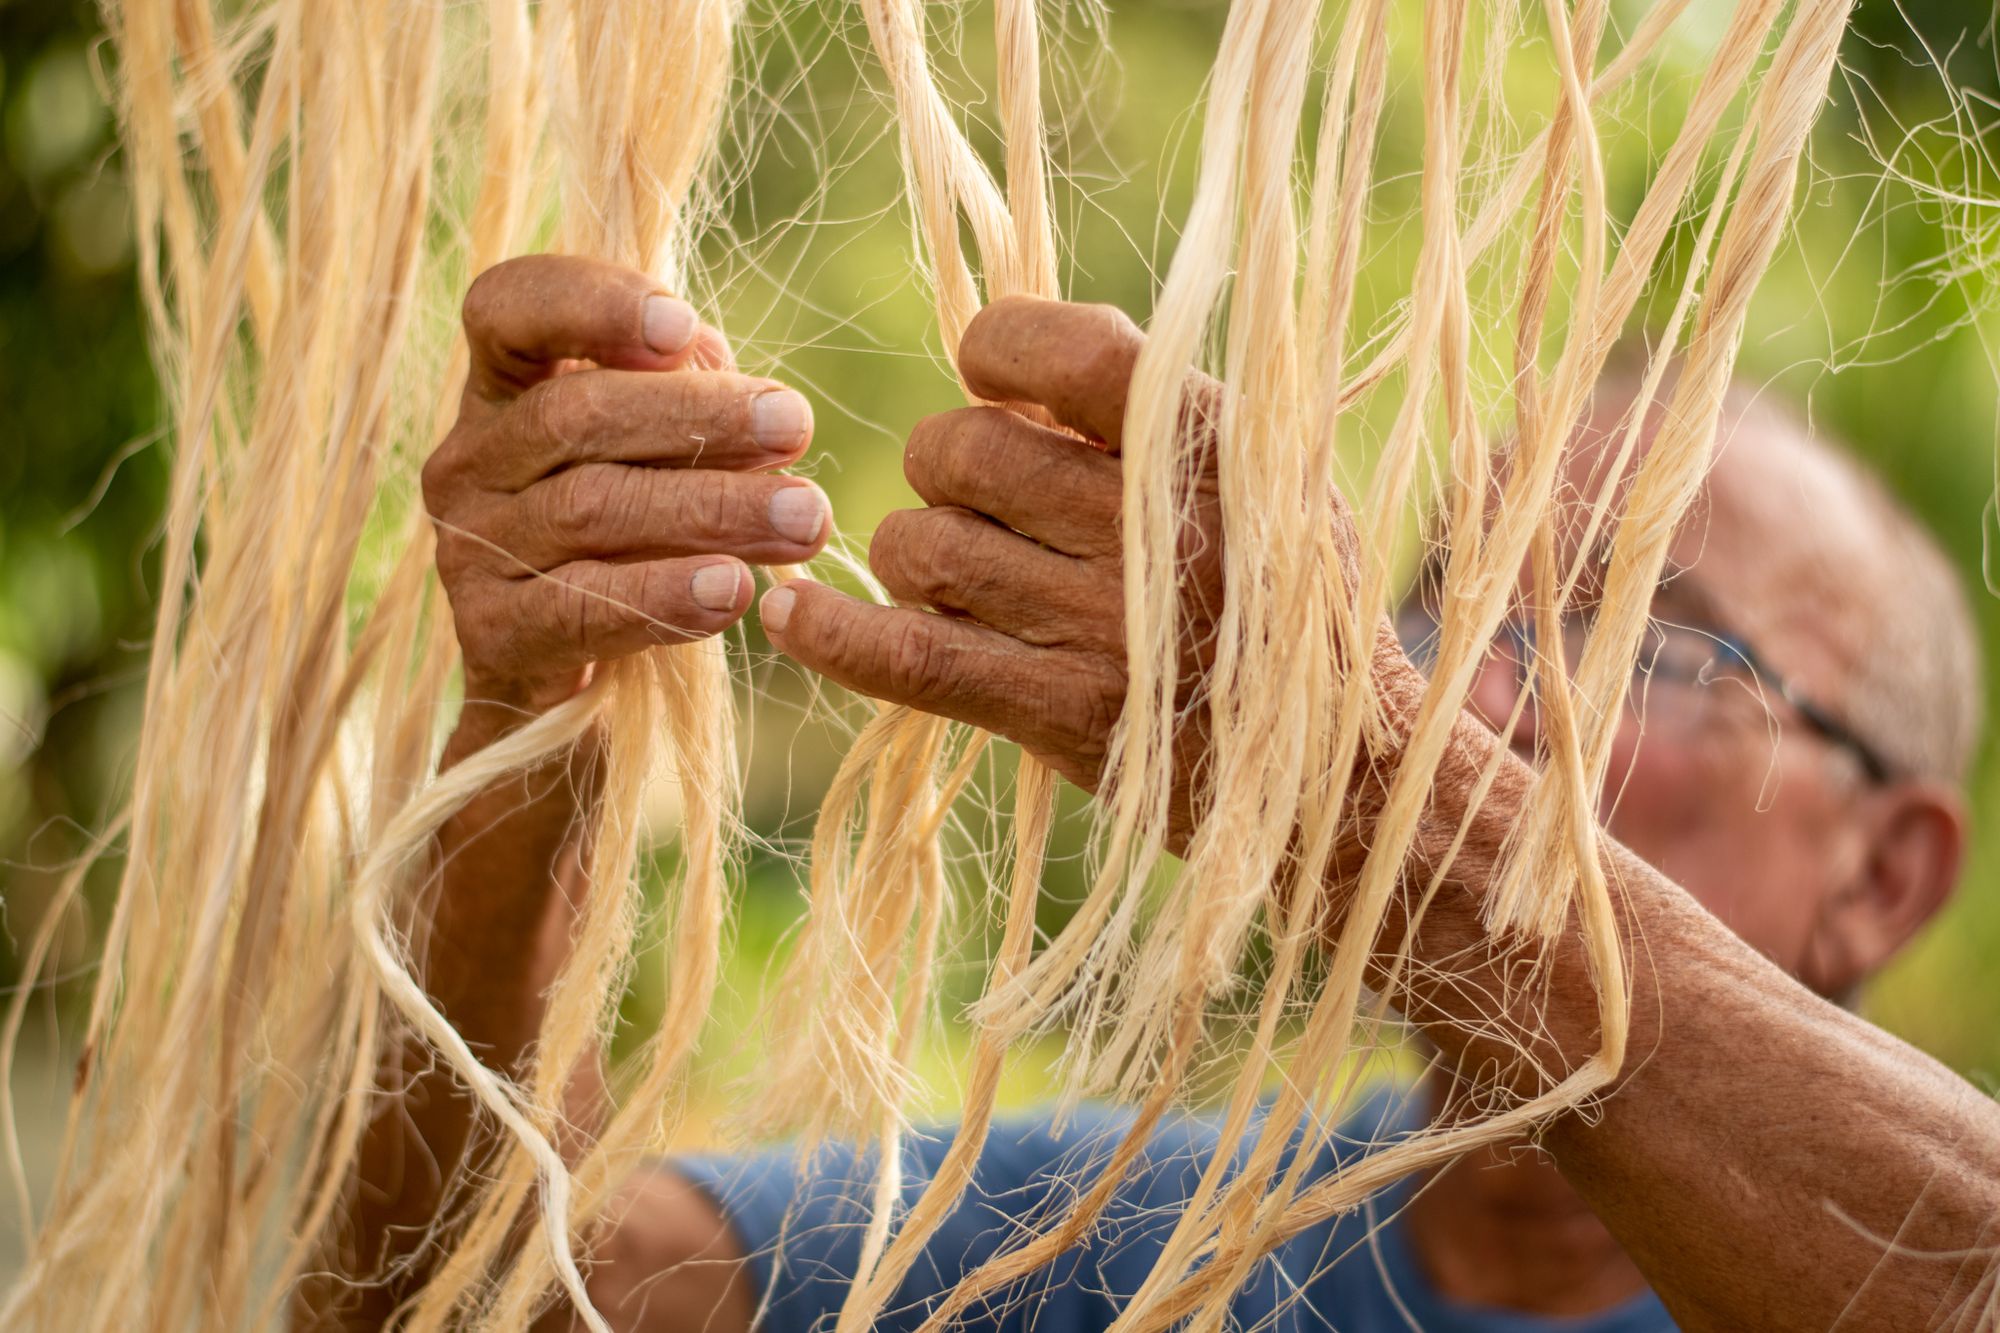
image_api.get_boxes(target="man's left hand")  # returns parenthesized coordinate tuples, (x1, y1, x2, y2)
(758, 296, 1221, 794)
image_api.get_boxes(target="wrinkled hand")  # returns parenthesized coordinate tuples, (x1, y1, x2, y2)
(759, 297, 1232, 799)
(425, 255, 830, 714)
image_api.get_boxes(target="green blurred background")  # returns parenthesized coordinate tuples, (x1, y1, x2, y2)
(3, 0, 2000, 1193)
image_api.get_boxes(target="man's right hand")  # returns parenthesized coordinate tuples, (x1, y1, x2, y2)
(317, 255, 809, 1328)
(423, 254, 829, 717)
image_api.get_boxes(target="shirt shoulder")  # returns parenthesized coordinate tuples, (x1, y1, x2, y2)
(676, 1103, 1193, 1333)
(673, 1085, 1674, 1333)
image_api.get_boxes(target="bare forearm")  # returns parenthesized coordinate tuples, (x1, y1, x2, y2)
(310, 695, 602, 1326)
(425, 694, 601, 1066)
(1545, 863, 2000, 1329)
(1395, 711, 2000, 1329)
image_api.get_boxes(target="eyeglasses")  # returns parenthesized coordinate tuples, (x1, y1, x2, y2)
(1391, 602, 1896, 784)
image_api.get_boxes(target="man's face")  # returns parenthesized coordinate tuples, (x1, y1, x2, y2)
(1456, 409, 1892, 989)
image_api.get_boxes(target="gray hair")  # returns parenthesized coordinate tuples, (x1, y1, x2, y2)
(1821, 444, 1984, 785)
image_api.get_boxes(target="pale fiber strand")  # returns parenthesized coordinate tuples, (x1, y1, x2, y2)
(846, 0, 1854, 1327)
(5, 0, 427, 1321)
(1032, 0, 1488, 1304)
(1103, 0, 1394, 1317)
(794, 3, 1067, 1323)
(5, 0, 1869, 1326)
(1155, 0, 1623, 1310)
(383, 4, 745, 1326)
(902, 2, 1350, 1318)
(831, 0, 1064, 1310)
(6, 1, 743, 1328)
(1160, 2, 1832, 1304)
(1134, 0, 1855, 1312)
(966, 0, 1287, 1070)
(746, 0, 1018, 1163)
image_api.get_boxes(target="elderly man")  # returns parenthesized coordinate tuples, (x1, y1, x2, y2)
(325, 255, 2000, 1331)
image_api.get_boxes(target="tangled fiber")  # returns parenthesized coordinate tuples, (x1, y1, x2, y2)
(0, 0, 1858, 1327)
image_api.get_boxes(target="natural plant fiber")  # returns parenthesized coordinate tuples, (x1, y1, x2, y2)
(2, 1, 745, 1328)
(801, 2, 1854, 1330)
(749, 6, 1068, 1325)
(1, 0, 1860, 1328)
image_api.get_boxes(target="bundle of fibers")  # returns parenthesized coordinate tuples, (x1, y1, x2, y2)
(782, 0, 1860, 1330)
(0, 0, 1865, 1331)
(1, 0, 747, 1329)
(748, 6, 1067, 1329)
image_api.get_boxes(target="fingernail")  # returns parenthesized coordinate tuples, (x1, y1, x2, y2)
(643, 294, 698, 355)
(690, 563, 743, 612)
(760, 586, 796, 635)
(767, 483, 827, 545)
(751, 388, 812, 452)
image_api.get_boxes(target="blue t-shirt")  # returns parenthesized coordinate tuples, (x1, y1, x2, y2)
(677, 1089, 1673, 1332)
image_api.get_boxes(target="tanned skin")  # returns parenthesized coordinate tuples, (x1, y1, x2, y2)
(312, 255, 2000, 1331)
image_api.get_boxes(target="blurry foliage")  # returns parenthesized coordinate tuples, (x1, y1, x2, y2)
(4, 0, 2000, 1101)
(0, 0, 164, 987)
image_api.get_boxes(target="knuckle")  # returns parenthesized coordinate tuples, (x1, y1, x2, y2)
(1079, 669, 1124, 741)
(1047, 664, 1122, 776)
(673, 470, 736, 545)
(882, 619, 943, 702)
(1074, 303, 1140, 377)
(1082, 300, 1142, 349)
(600, 467, 653, 533)
(659, 372, 711, 440)
(902, 413, 949, 491)
(419, 444, 460, 519)
(543, 472, 605, 551)
(959, 296, 1024, 364)
(448, 588, 504, 673)
(962, 405, 1016, 461)
(906, 408, 993, 499)
(523, 371, 603, 460)
(932, 408, 1011, 497)
(880, 510, 978, 608)
(868, 509, 915, 582)
(431, 525, 479, 588)
(520, 378, 566, 457)
(917, 516, 983, 604)
(787, 589, 852, 665)
(625, 564, 680, 640)
(1019, 454, 1093, 521)
(979, 292, 1039, 326)
(462, 258, 535, 338)
(552, 573, 597, 653)
(460, 263, 507, 336)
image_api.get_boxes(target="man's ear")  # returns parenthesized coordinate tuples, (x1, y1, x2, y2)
(1803, 783, 1967, 996)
